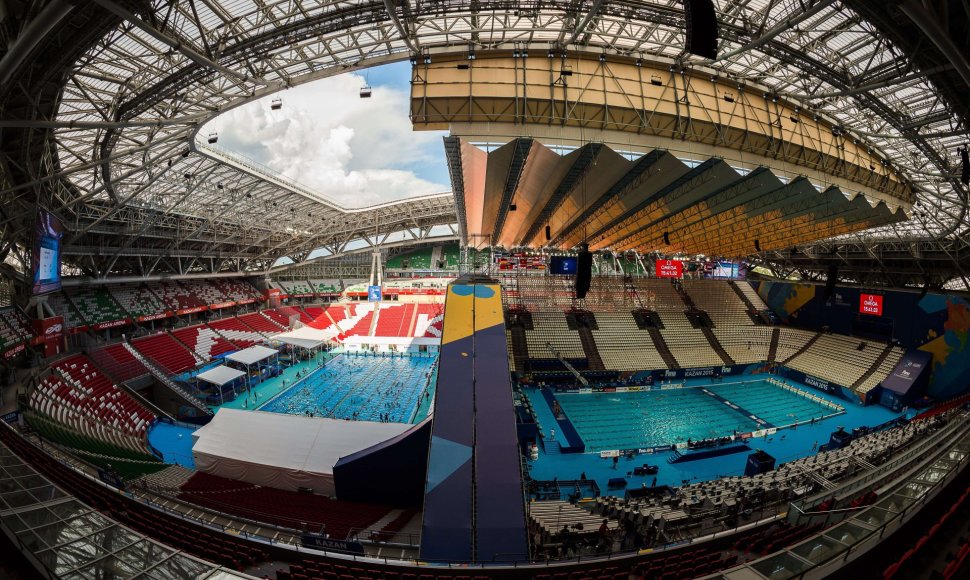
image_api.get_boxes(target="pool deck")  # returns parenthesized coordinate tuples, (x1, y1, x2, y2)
(524, 376, 901, 497)
(208, 353, 334, 412)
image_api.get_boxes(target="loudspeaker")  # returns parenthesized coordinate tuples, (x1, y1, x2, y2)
(684, 0, 718, 59)
(663, 231, 670, 245)
(961, 146, 969, 185)
(576, 244, 593, 299)
(545, 225, 551, 241)
(823, 263, 838, 301)
(754, 239, 761, 252)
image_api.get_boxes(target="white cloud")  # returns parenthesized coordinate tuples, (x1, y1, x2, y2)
(205, 70, 449, 206)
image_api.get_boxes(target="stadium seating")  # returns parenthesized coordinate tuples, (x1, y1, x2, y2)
(857, 347, 905, 394)
(261, 308, 293, 328)
(711, 326, 774, 365)
(46, 292, 86, 328)
(50, 354, 155, 438)
(279, 279, 313, 295)
(386, 246, 433, 270)
(180, 280, 226, 305)
(211, 279, 261, 302)
(177, 471, 392, 539)
(525, 311, 586, 360)
(309, 279, 341, 293)
(342, 303, 376, 337)
(207, 317, 267, 347)
(591, 313, 668, 370)
(774, 327, 817, 362)
(171, 324, 238, 359)
(109, 284, 168, 317)
(681, 279, 752, 326)
(787, 333, 884, 387)
(238, 311, 286, 333)
(276, 306, 313, 324)
(596, 416, 943, 539)
(414, 303, 444, 337)
(0, 427, 268, 570)
(132, 332, 200, 373)
(0, 306, 31, 347)
(88, 343, 151, 382)
(633, 280, 724, 367)
(442, 243, 461, 269)
(734, 281, 770, 310)
(27, 374, 152, 456)
(373, 303, 413, 337)
(155, 281, 207, 311)
(67, 287, 128, 325)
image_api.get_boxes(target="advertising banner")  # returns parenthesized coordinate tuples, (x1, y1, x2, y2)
(859, 293, 884, 316)
(655, 259, 683, 278)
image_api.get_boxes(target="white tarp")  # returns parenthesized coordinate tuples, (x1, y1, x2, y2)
(225, 345, 278, 366)
(196, 366, 246, 387)
(191, 408, 409, 495)
(272, 326, 330, 349)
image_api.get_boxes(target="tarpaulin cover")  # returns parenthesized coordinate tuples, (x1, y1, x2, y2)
(191, 409, 408, 495)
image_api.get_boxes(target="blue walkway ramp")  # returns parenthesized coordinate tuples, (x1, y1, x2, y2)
(420, 278, 529, 563)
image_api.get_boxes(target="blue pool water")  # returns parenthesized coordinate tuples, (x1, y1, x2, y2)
(258, 353, 437, 423)
(147, 422, 197, 468)
(551, 379, 839, 451)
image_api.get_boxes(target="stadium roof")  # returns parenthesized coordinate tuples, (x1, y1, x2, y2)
(0, 0, 967, 284)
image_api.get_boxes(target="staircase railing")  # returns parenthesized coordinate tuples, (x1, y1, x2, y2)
(122, 343, 212, 415)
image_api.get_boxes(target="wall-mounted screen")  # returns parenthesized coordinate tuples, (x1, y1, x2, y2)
(32, 209, 63, 295)
(859, 293, 884, 316)
(655, 259, 683, 278)
(550, 256, 578, 275)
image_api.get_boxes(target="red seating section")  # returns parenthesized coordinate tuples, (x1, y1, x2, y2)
(238, 312, 285, 333)
(155, 281, 207, 311)
(416, 304, 444, 338)
(883, 485, 970, 579)
(89, 343, 150, 382)
(262, 309, 292, 327)
(171, 325, 237, 359)
(177, 472, 391, 539)
(343, 305, 375, 337)
(277, 306, 313, 324)
(132, 332, 198, 374)
(51, 355, 156, 438)
(373, 304, 413, 337)
(207, 318, 265, 348)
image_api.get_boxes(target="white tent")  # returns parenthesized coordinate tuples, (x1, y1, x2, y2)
(191, 408, 409, 495)
(225, 345, 278, 366)
(196, 365, 246, 387)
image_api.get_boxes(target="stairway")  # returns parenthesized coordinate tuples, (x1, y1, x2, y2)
(767, 328, 781, 362)
(671, 279, 695, 308)
(851, 343, 897, 390)
(508, 326, 530, 372)
(700, 326, 735, 366)
(577, 328, 605, 370)
(782, 332, 823, 365)
(122, 342, 212, 415)
(543, 440, 562, 455)
(647, 327, 681, 369)
(728, 280, 759, 312)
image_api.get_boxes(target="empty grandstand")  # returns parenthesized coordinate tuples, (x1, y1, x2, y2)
(3, 1, 970, 579)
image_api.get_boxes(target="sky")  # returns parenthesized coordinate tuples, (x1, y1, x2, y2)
(203, 62, 450, 207)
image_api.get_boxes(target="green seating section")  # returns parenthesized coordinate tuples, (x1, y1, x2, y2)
(25, 410, 160, 465)
(280, 280, 312, 294)
(310, 279, 341, 293)
(69, 287, 128, 325)
(386, 246, 434, 270)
